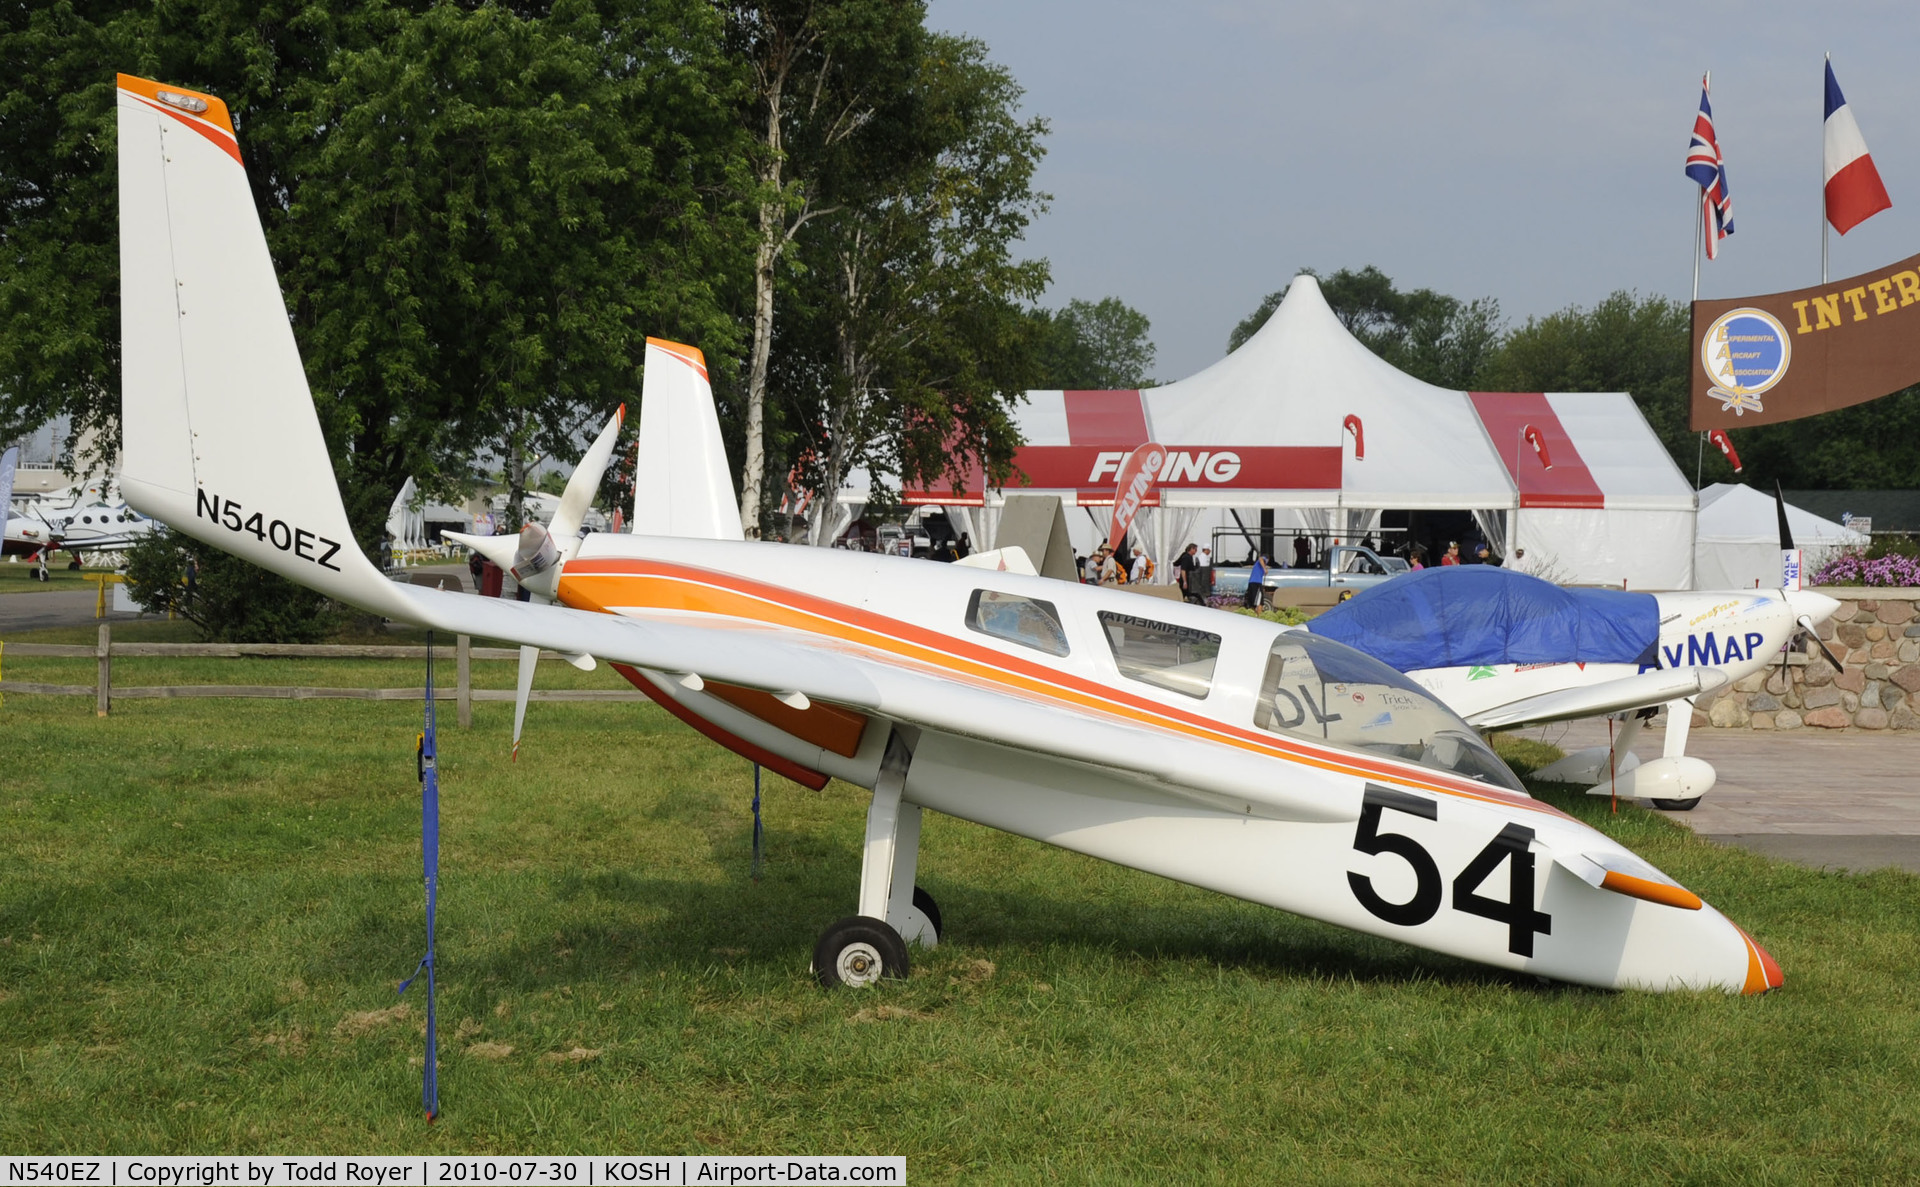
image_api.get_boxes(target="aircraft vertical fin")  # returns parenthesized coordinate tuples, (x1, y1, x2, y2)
(632, 339, 744, 541)
(116, 74, 412, 619)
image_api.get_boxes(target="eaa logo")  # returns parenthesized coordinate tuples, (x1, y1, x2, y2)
(1702, 307, 1791, 417)
(1089, 450, 1241, 484)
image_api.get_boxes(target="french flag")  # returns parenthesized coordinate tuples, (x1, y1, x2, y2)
(1824, 58, 1892, 235)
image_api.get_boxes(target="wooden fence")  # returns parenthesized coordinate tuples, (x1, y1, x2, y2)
(0, 623, 647, 724)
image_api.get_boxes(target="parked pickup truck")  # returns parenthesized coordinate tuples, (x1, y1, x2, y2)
(1211, 545, 1410, 599)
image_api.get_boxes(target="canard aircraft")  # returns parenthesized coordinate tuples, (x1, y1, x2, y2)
(1308, 567, 1840, 809)
(114, 74, 1783, 994)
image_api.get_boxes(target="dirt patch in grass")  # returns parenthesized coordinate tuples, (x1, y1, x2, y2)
(466, 1042, 515, 1061)
(332, 1004, 413, 1040)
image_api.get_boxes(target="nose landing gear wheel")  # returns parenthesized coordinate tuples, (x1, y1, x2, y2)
(812, 916, 910, 988)
(1650, 797, 1699, 811)
(912, 886, 943, 942)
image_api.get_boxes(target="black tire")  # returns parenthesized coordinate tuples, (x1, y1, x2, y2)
(912, 885, 943, 940)
(812, 916, 909, 988)
(1650, 797, 1699, 811)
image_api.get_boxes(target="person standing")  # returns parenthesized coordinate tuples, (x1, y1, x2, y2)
(1195, 544, 1214, 601)
(1441, 542, 1461, 566)
(1129, 548, 1154, 585)
(1174, 543, 1200, 600)
(1243, 554, 1269, 609)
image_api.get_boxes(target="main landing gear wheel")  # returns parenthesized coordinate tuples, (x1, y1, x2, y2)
(1650, 797, 1700, 811)
(812, 916, 909, 989)
(912, 886, 943, 941)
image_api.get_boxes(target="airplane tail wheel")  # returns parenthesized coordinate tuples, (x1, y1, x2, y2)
(912, 886, 943, 941)
(812, 916, 909, 989)
(1650, 797, 1699, 811)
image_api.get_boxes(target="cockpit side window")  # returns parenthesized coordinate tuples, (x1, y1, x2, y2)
(966, 589, 1070, 657)
(1255, 632, 1522, 790)
(1097, 611, 1220, 699)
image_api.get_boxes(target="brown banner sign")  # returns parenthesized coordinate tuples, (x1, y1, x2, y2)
(1691, 249, 1920, 430)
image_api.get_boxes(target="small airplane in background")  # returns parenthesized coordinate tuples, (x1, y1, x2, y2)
(0, 447, 56, 558)
(1, 475, 157, 561)
(42, 493, 156, 557)
(112, 73, 1785, 996)
(1, 513, 56, 558)
(1309, 513, 1840, 810)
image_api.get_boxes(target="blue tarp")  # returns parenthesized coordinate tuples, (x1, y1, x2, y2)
(1307, 567, 1659, 672)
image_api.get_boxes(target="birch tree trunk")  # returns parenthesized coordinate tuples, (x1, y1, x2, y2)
(738, 74, 787, 539)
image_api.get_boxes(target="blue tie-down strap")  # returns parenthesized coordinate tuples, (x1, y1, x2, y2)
(751, 763, 764, 881)
(397, 634, 441, 1120)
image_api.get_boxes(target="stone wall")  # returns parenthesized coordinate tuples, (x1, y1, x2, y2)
(1693, 588, 1920, 731)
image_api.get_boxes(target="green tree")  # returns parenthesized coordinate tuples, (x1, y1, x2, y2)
(282, 1, 751, 541)
(1, 0, 751, 553)
(1229, 266, 1502, 390)
(124, 527, 337, 643)
(720, 0, 929, 536)
(1034, 297, 1155, 389)
(1722, 387, 1920, 491)
(775, 34, 1049, 536)
(1478, 290, 1695, 464)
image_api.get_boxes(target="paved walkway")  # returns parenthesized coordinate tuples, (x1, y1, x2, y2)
(1536, 718, 1920, 874)
(0, 589, 144, 633)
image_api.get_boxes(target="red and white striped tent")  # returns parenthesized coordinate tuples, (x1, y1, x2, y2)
(897, 275, 1696, 589)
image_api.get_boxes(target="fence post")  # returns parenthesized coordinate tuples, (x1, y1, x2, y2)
(96, 622, 111, 717)
(456, 634, 472, 728)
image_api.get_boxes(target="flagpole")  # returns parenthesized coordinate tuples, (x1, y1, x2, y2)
(1822, 54, 1830, 284)
(1693, 69, 1706, 484)
(1693, 69, 1707, 303)
(1692, 192, 1703, 303)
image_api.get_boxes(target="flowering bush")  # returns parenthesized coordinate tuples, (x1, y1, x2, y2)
(1811, 548, 1920, 587)
(1233, 604, 1312, 626)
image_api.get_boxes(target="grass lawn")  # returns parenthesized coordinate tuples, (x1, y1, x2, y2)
(1, 664, 1917, 1178)
(0, 561, 123, 595)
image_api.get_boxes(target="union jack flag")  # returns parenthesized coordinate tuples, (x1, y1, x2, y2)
(1685, 74, 1734, 259)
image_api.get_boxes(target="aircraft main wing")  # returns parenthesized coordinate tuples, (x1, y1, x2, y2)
(389, 583, 1366, 825)
(1464, 666, 1728, 730)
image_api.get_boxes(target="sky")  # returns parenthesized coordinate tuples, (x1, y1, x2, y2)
(925, 0, 1920, 382)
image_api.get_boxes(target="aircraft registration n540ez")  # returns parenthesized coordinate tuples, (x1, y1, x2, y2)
(114, 74, 1782, 994)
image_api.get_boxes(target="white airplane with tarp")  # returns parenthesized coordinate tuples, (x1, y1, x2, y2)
(1308, 550, 1839, 810)
(112, 73, 1787, 995)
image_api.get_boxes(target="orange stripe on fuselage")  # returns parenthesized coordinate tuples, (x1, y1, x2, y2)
(558, 557, 1572, 821)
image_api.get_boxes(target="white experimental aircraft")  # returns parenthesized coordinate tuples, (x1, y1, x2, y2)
(1307, 568, 1840, 809)
(113, 74, 1784, 995)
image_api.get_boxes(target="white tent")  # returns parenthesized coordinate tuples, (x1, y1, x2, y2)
(896, 274, 1698, 588)
(1694, 483, 1866, 590)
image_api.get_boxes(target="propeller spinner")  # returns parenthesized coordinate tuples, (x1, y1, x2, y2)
(445, 405, 626, 756)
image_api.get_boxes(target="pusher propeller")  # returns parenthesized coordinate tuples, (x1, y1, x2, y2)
(446, 405, 625, 757)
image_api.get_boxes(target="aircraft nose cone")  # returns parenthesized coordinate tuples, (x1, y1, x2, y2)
(1784, 589, 1841, 627)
